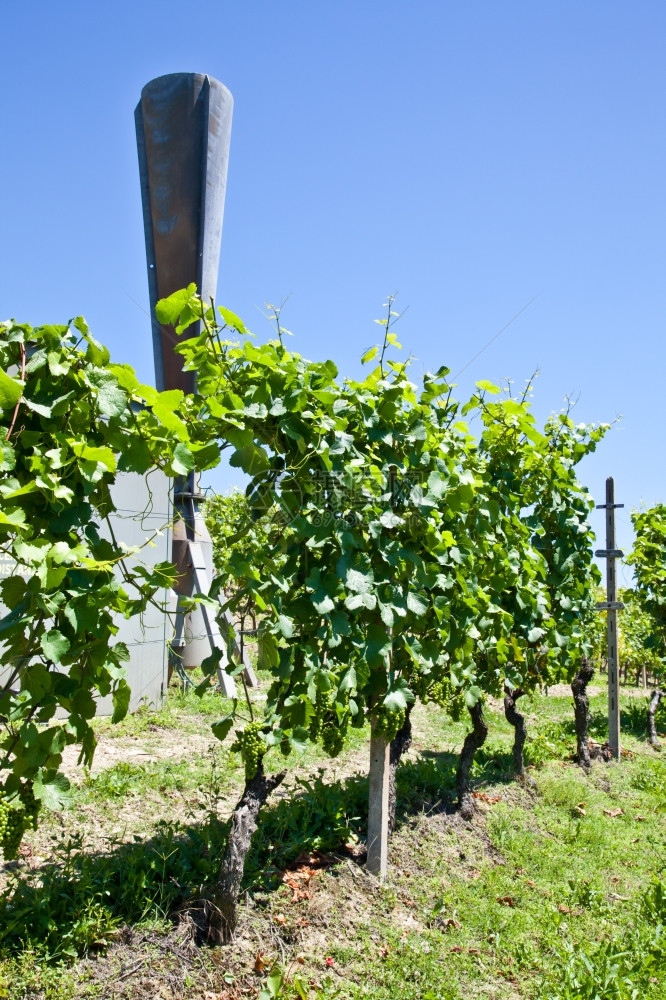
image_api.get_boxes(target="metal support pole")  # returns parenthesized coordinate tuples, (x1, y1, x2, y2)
(595, 478, 624, 761)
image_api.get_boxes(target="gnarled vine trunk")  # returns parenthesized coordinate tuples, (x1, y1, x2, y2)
(209, 763, 286, 944)
(388, 706, 413, 836)
(503, 687, 527, 777)
(572, 658, 595, 768)
(647, 689, 663, 748)
(456, 700, 488, 821)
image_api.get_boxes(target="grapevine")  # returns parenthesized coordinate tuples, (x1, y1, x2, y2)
(0, 316, 188, 827)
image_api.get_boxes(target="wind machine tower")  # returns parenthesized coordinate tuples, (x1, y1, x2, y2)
(135, 73, 256, 695)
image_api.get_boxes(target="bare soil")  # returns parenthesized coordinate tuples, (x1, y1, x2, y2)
(60, 730, 216, 780)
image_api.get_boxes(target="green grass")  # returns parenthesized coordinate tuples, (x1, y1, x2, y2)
(1, 679, 665, 999)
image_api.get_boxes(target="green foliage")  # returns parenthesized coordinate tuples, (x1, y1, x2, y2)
(0, 766, 367, 961)
(1, 292, 609, 861)
(154, 288, 607, 760)
(246, 770, 369, 888)
(0, 819, 227, 959)
(546, 880, 666, 999)
(525, 718, 573, 767)
(476, 384, 607, 695)
(627, 505, 666, 680)
(1, 686, 664, 997)
(0, 317, 193, 853)
(170, 291, 491, 748)
(582, 584, 607, 667)
(203, 488, 273, 586)
(618, 587, 660, 679)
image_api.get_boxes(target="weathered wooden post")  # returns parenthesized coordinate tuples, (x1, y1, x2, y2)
(595, 477, 624, 761)
(367, 727, 390, 878)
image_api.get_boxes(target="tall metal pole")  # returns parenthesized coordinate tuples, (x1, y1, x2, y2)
(135, 74, 256, 692)
(596, 478, 624, 761)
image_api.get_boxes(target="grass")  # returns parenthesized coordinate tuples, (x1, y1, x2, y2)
(1, 679, 665, 999)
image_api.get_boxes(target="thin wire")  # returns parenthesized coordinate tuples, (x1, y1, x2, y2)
(125, 291, 151, 318)
(453, 293, 540, 380)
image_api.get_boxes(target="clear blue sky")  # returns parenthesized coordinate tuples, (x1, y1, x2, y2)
(1, 1, 664, 582)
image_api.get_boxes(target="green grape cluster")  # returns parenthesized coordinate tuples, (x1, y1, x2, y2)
(321, 720, 346, 758)
(0, 783, 40, 861)
(309, 687, 350, 757)
(20, 783, 41, 831)
(426, 678, 452, 707)
(373, 704, 405, 743)
(447, 693, 466, 722)
(412, 675, 430, 702)
(231, 722, 265, 781)
(423, 679, 465, 721)
(309, 689, 333, 741)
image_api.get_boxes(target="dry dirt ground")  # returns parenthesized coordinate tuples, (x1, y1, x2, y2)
(59, 730, 215, 780)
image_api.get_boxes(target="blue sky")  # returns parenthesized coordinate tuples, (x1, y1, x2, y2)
(1, 1, 664, 582)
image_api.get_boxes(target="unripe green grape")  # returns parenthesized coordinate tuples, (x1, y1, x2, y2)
(412, 675, 430, 702)
(321, 720, 344, 758)
(232, 721, 266, 781)
(427, 678, 451, 708)
(0, 794, 29, 862)
(309, 688, 332, 742)
(448, 693, 465, 722)
(19, 782, 40, 831)
(373, 704, 405, 743)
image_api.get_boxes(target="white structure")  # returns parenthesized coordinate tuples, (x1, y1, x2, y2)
(0, 470, 172, 716)
(99, 470, 173, 713)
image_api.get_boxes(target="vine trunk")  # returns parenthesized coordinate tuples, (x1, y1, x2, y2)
(572, 658, 595, 768)
(503, 687, 527, 777)
(388, 706, 413, 836)
(647, 689, 663, 748)
(456, 701, 488, 821)
(210, 763, 286, 944)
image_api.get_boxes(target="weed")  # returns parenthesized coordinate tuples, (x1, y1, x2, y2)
(630, 760, 666, 808)
(545, 882, 666, 999)
(83, 760, 147, 798)
(0, 817, 228, 958)
(525, 719, 573, 766)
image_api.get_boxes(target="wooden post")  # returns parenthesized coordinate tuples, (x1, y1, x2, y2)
(367, 729, 390, 878)
(595, 478, 623, 761)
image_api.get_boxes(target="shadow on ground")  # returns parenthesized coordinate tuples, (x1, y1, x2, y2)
(0, 749, 475, 959)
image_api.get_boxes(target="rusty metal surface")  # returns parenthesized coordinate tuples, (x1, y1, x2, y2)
(135, 73, 233, 392)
